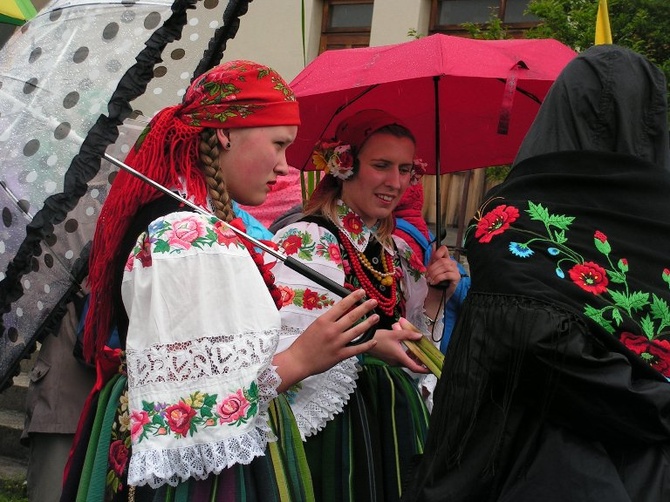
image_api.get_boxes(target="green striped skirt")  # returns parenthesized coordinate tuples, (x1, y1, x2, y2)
(304, 357, 430, 502)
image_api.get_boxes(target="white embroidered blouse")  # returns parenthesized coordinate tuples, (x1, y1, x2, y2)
(272, 200, 430, 439)
(122, 210, 281, 488)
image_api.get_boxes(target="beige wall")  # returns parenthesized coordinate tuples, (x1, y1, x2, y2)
(223, 0, 432, 81)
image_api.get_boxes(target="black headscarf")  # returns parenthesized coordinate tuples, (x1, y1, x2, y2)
(514, 44, 669, 168)
(405, 45, 670, 502)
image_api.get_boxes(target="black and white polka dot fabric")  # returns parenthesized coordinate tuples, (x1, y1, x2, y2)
(0, 0, 229, 388)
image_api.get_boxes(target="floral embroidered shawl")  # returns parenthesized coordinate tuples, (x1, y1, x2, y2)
(467, 45, 670, 379)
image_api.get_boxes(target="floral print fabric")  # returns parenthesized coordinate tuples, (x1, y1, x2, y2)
(471, 198, 670, 378)
(272, 200, 430, 438)
(122, 211, 283, 488)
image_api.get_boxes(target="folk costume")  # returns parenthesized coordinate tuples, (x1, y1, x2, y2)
(272, 111, 431, 502)
(62, 61, 314, 501)
(405, 45, 670, 501)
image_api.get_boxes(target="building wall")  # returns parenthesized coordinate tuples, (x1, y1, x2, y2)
(223, 0, 433, 81)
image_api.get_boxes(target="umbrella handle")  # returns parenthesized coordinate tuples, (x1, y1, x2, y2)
(284, 256, 375, 345)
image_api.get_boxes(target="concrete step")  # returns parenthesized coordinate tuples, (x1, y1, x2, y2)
(0, 373, 29, 413)
(0, 454, 27, 482)
(0, 409, 28, 462)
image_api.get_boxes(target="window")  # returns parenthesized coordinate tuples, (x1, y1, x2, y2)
(430, 0, 539, 36)
(320, 0, 373, 53)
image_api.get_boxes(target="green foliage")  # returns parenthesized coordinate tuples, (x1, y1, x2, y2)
(407, 28, 421, 40)
(485, 164, 511, 184)
(462, 7, 512, 40)
(460, 0, 670, 122)
(0, 477, 27, 502)
(525, 0, 670, 109)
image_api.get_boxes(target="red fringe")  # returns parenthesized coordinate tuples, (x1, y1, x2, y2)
(83, 106, 208, 362)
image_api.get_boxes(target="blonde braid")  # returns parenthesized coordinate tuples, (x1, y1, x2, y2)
(199, 128, 235, 222)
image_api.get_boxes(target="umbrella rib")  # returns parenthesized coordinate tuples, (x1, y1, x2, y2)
(0, 181, 88, 287)
(0, 181, 33, 221)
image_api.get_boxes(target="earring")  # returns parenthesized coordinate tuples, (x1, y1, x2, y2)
(224, 141, 231, 150)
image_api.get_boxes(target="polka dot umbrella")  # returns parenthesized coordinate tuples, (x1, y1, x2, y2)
(0, 0, 254, 390)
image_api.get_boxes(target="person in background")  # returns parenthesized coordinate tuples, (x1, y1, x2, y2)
(22, 289, 95, 502)
(405, 45, 670, 502)
(61, 60, 379, 501)
(272, 109, 462, 501)
(392, 183, 471, 355)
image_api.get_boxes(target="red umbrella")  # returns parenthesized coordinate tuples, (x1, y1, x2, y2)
(287, 34, 577, 244)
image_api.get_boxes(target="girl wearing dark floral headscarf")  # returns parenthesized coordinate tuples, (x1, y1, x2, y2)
(62, 60, 380, 502)
(407, 45, 670, 502)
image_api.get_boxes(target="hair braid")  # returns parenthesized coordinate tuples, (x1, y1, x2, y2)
(199, 128, 235, 222)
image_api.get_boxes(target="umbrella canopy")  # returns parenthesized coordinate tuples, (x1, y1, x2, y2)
(0, 0, 253, 390)
(287, 34, 577, 175)
(0, 0, 37, 26)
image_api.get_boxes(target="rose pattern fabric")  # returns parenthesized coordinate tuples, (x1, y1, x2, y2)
(471, 200, 670, 378)
(125, 213, 245, 272)
(130, 385, 259, 443)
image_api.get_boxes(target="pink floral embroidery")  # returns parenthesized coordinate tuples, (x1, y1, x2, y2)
(130, 410, 150, 442)
(217, 389, 251, 424)
(165, 216, 208, 250)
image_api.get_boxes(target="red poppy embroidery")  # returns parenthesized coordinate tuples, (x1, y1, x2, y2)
(474, 204, 520, 243)
(281, 235, 303, 255)
(620, 332, 670, 377)
(302, 288, 321, 310)
(568, 261, 609, 294)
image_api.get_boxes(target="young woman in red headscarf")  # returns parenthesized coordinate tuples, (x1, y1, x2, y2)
(60, 60, 381, 502)
(271, 109, 463, 501)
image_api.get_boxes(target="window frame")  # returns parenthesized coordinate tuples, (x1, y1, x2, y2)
(320, 0, 373, 53)
(429, 0, 540, 36)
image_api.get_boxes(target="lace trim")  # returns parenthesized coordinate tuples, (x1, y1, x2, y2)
(126, 329, 279, 388)
(126, 331, 281, 488)
(281, 326, 360, 439)
(127, 365, 280, 488)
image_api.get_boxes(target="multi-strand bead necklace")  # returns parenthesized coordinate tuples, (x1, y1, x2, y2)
(338, 230, 397, 316)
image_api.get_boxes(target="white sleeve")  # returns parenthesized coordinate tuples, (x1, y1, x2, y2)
(272, 220, 361, 439)
(122, 211, 282, 488)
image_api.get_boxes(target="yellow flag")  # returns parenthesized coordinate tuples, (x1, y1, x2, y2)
(595, 0, 612, 45)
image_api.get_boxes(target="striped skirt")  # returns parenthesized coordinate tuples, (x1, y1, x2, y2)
(304, 357, 430, 502)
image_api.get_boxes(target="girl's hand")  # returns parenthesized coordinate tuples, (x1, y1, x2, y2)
(274, 289, 379, 390)
(425, 245, 461, 299)
(366, 322, 430, 374)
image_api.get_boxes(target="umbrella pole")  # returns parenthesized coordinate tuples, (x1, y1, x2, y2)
(453, 170, 471, 261)
(102, 153, 361, 306)
(433, 76, 442, 248)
